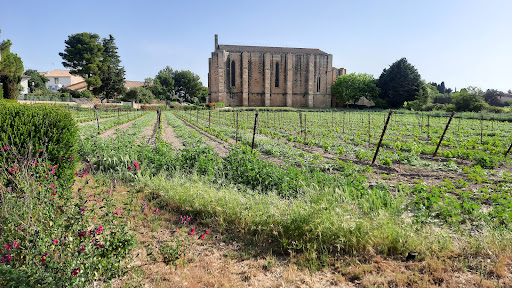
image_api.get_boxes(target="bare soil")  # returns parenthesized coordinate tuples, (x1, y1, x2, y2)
(139, 116, 158, 146)
(95, 179, 511, 288)
(98, 118, 138, 139)
(160, 113, 185, 150)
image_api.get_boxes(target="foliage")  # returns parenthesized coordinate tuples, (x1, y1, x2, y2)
(124, 87, 154, 104)
(0, 32, 24, 100)
(451, 88, 487, 112)
(147, 66, 174, 100)
(377, 58, 422, 108)
(93, 35, 126, 100)
(0, 155, 135, 287)
(429, 81, 452, 94)
(147, 67, 207, 104)
(173, 70, 206, 104)
(24, 69, 49, 93)
(331, 73, 379, 106)
(0, 102, 78, 184)
(59, 32, 104, 89)
(482, 89, 505, 107)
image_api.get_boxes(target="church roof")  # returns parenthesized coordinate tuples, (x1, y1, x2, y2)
(218, 44, 328, 55)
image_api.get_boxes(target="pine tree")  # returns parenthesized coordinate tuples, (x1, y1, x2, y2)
(94, 35, 126, 100)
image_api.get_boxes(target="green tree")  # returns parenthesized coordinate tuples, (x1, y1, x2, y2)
(24, 69, 49, 93)
(173, 70, 205, 104)
(482, 89, 504, 107)
(59, 32, 103, 90)
(124, 87, 154, 103)
(0, 30, 24, 99)
(451, 87, 487, 112)
(93, 35, 126, 100)
(149, 66, 175, 100)
(377, 57, 422, 108)
(331, 73, 379, 106)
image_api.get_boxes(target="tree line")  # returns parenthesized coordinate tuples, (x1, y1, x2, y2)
(332, 57, 511, 112)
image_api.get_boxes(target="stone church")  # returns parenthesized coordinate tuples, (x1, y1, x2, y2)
(208, 35, 346, 108)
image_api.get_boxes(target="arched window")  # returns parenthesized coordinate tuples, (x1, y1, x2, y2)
(275, 62, 279, 88)
(231, 61, 236, 87)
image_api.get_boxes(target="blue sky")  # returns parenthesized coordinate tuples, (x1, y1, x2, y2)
(1, 0, 511, 92)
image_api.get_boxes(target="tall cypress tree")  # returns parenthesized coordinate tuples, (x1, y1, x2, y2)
(94, 35, 126, 100)
(0, 30, 24, 100)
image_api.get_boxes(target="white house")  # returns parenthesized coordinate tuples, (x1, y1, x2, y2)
(20, 75, 30, 95)
(40, 70, 84, 92)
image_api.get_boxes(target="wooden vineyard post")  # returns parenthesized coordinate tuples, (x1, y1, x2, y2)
(427, 115, 430, 139)
(299, 111, 303, 136)
(304, 114, 307, 144)
(505, 141, 512, 158)
(372, 110, 393, 165)
(480, 115, 483, 145)
(368, 113, 371, 145)
(236, 112, 239, 144)
(94, 108, 100, 134)
(433, 111, 455, 157)
(196, 110, 199, 123)
(251, 112, 259, 152)
(208, 111, 211, 130)
(343, 112, 345, 133)
(117, 107, 120, 120)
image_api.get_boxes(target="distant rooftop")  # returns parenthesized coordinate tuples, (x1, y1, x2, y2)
(218, 44, 328, 55)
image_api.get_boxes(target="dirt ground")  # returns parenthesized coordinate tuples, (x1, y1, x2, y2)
(96, 181, 511, 288)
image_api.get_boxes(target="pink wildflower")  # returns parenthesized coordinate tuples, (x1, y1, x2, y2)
(205, 230, 210, 235)
(133, 160, 140, 170)
(199, 234, 205, 240)
(52, 239, 59, 244)
(12, 241, 19, 248)
(96, 225, 103, 234)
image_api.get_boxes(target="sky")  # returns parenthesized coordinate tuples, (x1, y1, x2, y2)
(1, 0, 511, 92)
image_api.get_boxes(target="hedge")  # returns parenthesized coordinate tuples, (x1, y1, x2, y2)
(0, 102, 78, 184)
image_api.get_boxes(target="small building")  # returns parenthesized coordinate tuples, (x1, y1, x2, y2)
(208, 35, 346, 108)
(40, 69, 84, 92)
(19, 75, 31, 95)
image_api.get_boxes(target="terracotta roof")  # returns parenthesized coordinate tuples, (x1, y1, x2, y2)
(63, 80, 88, 91)
(218, 44, 328, 55)
(125, 81, 145, 89)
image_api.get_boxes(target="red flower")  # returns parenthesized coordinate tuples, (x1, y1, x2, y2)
(199, 234, 205, 240)
(41, 253, 48, 262)
(3, 244, 11, 250)
(190, 227, 195, 236)
(80, 246, 85, 252)
(52, 239, 59, 244)
(133, 160, 140, 170)
(127, 166, 132, 170)
(205, 230, 210, 235)
(12, 241, 19, 248)
(72, 267, 81, 276)
(96, 225, 103, 234)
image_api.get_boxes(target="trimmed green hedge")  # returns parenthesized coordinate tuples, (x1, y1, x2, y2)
(0, 102, 78, 184)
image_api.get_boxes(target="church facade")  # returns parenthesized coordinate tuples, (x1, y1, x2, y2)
(208, 35, 346, 108)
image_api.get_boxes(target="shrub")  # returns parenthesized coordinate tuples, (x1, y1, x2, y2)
(215, 102, 226, 108)
(206, 103, 217, 110)
(0, 102, 78, 185)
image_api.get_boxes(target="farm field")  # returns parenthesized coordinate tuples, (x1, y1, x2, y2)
(3, 105, 512, 287)
(83, 107, 512, 286)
